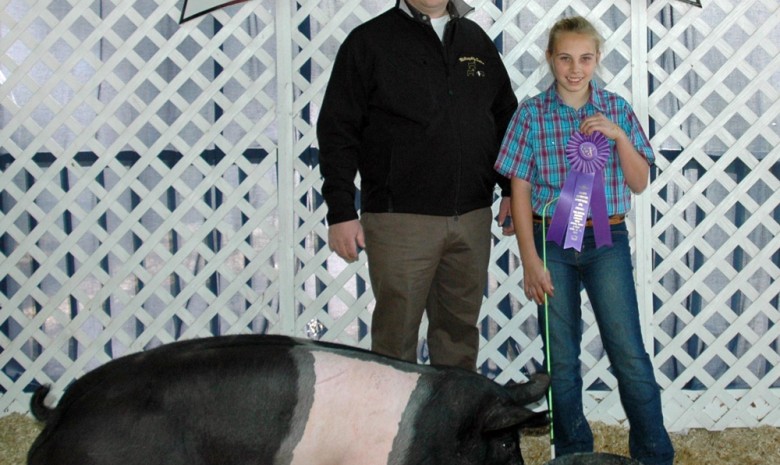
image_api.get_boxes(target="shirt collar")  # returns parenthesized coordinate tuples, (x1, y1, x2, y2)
(545, 79, 607, 113)
(589, 79, 606, 112)
(398, 0, 472, 24)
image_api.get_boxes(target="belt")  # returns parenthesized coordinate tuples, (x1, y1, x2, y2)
(532, 214, 625, 227)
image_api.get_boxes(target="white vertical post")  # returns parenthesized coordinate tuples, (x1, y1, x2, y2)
(276, 0, 296, 334)
(631, 0, 655, 356)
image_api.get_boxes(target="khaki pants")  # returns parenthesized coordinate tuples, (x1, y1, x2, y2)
(361, 208, 492, 370)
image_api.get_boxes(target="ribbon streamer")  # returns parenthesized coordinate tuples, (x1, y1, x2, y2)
(547, 131, 611, 251)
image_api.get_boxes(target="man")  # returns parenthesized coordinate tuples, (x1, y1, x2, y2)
(317, 0, 517, 370)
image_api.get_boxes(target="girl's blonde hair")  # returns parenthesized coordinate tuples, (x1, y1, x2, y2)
(546, 16, 604, 55)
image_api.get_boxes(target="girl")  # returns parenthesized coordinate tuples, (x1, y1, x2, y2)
(495, 16, 675, 465)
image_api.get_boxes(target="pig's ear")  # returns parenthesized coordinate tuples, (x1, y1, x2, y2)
(482, 405, 547, 433)
(518, 409, 550, 430)
(506, 372, 550, 406)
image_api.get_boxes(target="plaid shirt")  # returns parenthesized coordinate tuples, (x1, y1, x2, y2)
(495, 80, 654, 217)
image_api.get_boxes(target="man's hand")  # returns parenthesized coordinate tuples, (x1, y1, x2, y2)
(328, 219, 365, 262)
(497, 196, 514, 236)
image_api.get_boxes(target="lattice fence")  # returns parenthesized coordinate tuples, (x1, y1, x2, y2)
(1, 0, 778, 431)
(646, 0, 780, 430)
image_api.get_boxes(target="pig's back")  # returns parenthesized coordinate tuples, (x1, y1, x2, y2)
(284, 349, 422, 465)
(29, 336, 303, 465)
(28, 335, 426, 465)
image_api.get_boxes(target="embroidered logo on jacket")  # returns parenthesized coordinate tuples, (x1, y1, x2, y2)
(460, 56, 485, 77)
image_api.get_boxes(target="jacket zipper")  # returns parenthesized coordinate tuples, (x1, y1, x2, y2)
(443, 19, 461, 218)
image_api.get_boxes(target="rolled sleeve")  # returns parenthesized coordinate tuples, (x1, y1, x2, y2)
(495, 106, 535, 180)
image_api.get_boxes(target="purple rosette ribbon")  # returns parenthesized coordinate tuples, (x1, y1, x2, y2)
(547, 131, 612, 251)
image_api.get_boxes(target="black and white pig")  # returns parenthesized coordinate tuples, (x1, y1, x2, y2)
(28, 334, 549, 465)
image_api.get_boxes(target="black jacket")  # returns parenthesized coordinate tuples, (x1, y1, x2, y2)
(317, 0, 518, 225)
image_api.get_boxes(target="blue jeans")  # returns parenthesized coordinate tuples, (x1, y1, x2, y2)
(534, 222, 674, 465)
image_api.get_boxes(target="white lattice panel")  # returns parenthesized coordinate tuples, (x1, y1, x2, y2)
(646, 0, 780, 430)
(1, 0, 283, 412)
(1, 0, 778, 432)
(286, 0, 393, 348)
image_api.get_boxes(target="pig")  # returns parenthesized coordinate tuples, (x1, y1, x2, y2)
(27, 334, 549, 465)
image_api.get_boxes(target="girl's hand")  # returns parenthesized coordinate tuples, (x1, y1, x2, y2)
(582, 112, 650, 192)
(523, 255, 554, 305)
(580, 113, 625, 142)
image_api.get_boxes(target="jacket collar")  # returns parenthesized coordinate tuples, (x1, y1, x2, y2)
(398, 0, 473, 23)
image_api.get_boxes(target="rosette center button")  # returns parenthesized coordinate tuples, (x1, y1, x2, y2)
(579, 142, 598, 160)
